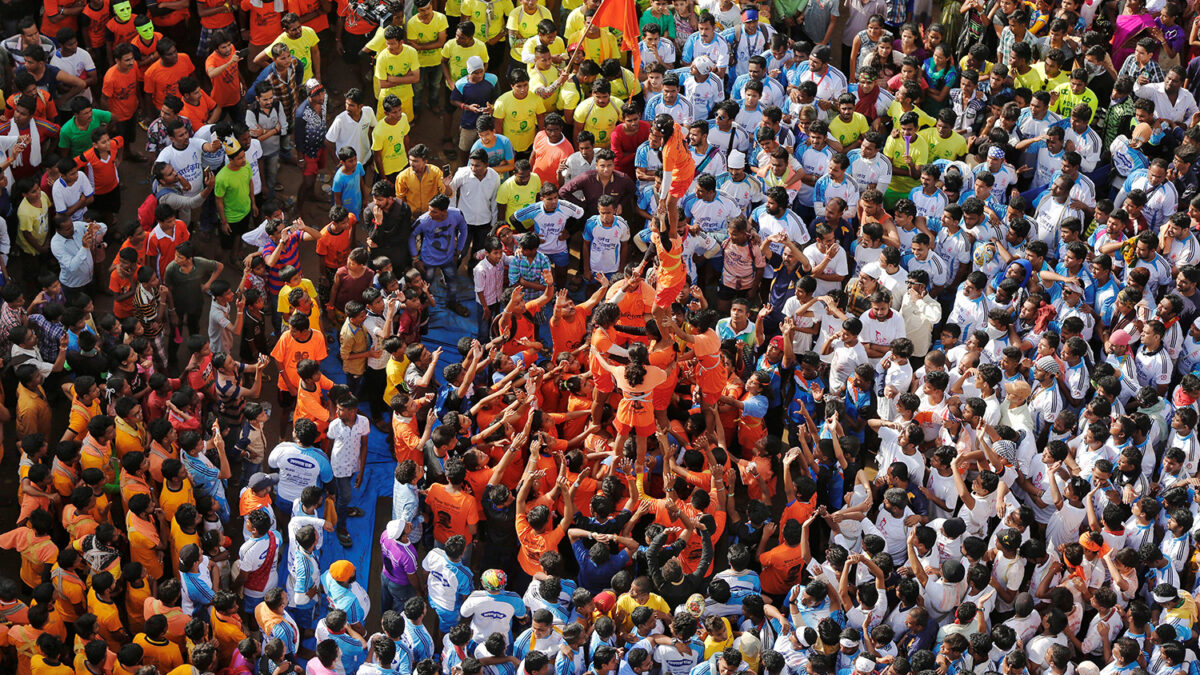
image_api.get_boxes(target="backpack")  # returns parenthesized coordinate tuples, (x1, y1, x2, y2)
(137, 184, 175, 230)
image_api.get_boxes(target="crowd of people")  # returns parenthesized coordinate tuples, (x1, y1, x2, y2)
(4, 1, 1200, 675)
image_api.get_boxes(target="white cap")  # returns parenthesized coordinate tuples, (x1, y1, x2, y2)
(861, 262, 882, 279)
(694, 55, 714, 76)
(384, 518, 408, 541)
(467, 55, 486, 73)
(1077, 663, 1100, 675)
(728, 150, 746, 169)
(854, 657, 875, 673)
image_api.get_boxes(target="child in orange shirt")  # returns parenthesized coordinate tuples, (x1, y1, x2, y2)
(295, 359, 336, 442)
(315, 205, 355, 317)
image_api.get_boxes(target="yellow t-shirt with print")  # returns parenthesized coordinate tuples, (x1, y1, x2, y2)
(494, 90, 540, 151)
(886, 100, 936, 130)
(442, 39, 489, 81)
(372, 115, 412, 175)
(608, 68, 642, 102)
(573, 96, 623, 146)
(506, 5, 553, 60)
(497, 174, 542, 216)
(567, 29, 620, 64)
(882, 133, 930, 195)
(521, 35, 566, 65)
(374, 44, 422, 102)
(918, 127, 969, 162)
(1033, 62, 1068, 92)
(461, 0, 514, 42)
(268, 27, 320, 81)
(828, 112, 869, 148)
(528, 63, 562, 113)
(407, 13, 450, 68)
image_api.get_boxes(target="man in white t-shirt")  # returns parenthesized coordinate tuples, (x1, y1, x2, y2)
(859, 292, 905, 367)
(325, 92, 377, 166)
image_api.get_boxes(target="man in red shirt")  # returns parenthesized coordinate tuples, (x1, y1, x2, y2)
(609, 103, 648, 178)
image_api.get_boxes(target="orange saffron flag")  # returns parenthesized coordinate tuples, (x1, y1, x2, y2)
(592, 0, 641, 74)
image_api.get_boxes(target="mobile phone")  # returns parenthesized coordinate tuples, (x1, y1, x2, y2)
(442, 164, 451, 175)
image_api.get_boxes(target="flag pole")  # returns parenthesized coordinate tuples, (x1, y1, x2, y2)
(565, 0, 604, 69)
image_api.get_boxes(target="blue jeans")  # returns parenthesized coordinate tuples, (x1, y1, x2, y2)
(423, 262, 461, 305)
(262, 153, 281, 201)
(381, 577, 416, 615)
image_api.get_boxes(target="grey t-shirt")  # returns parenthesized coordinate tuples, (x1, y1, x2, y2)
(164, 257, 220, 315)
(802, 0, 841, 46)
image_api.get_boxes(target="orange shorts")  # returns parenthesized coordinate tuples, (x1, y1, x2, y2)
(655, 280, 685, 308)
(615, 418, 657, 437)
(700, 388, 721, 406)
(653, 384, 673, 409)
(593, 370, 615, 394)
(668, 173, 693, 199)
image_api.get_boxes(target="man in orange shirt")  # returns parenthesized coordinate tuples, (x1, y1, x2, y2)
(390, 395, 434, 465)
(76, 127, 124, 235)
(132, 615, 183, 674)
(86, 572, 129, 652)
(177, 77, 219, 130)
(426, 458, 480, 551)
(757, 516, 814, 602)
(653, 114, 695, 238)
(196, 0, 238, 56)
(241, 0, 283, 60)
(549, 272, 610, 357)
(205, 32, 243, 114)
(143, 39, 195, 110)
(100, 44, 143, 160)
(269, 312, 328, 414)
(514, 443, 578, 581)
(0, 509, 57, 589)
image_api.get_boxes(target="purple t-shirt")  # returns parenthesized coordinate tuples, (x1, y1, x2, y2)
(380, 532, 418, 585)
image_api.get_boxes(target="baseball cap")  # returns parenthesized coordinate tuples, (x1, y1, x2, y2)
(728, 150, 747, 169)
(769, 335, 786, 350)
(467, 55, 485, 73)
(694, 56, 714, 76)
(594, 590, 616, 613)
(861, 262, 882, 279)
(742, 8, 758, 21)
(249, 472, 278, 491)
(811, 45, 832, 63)
(330, 560, 356, 583)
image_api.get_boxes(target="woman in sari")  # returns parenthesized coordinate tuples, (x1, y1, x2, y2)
(1111, 0, 1156, 70)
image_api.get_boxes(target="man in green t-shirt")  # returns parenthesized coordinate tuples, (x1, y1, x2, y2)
(59, 97, 113, 158)
(215, 148, 255, 254)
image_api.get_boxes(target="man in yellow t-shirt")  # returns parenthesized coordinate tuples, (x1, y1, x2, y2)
(259, 15, 321, 81)
(572, 80, 622, 146)
(521, 22, 567, 65)
(528, 47, 564, 114)
(506, 0, 552, 61)
(495, 70, 540, 152)
(497, 162, 542, 223)
(372, 25, 422, 121)
(460, 0, 514, 48)
(919, 109, 969, 162)
(882, 111, 931, 207)
(407, 0, 449, 114)
(827, 95, 870, 151)
(441, 23, 489, 84)
(372, 95, 412, 180)
(568, 21, 620, 65)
